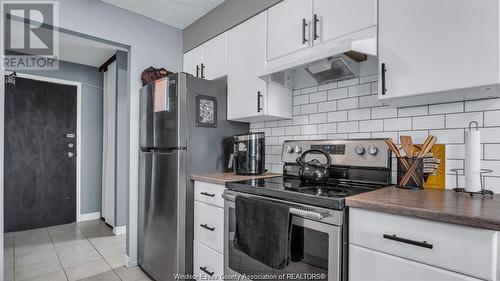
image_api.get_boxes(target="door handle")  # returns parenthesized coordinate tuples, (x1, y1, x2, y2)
(313, 14, 319, 40)
(199, 266, 214, 276)
(381, 63, 387, 95)
(257, 91, 263, 112)
(302, 18, 308, 44)
(200, 192, 215, 197)
(200, 224, 215, 231)
(201, 63, 205, 79)
(383, 234, 433, 249)
(196, 65, 200, 78)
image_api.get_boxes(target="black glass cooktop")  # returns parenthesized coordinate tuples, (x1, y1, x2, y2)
(226, 176, 384, 210)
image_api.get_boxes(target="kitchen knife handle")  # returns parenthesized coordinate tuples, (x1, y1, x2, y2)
(257, 91, 263, 112)
(313, 14, 319, 40)
(200, 224, 215, 231)
(196, 65, 200, 78)
(383, 234, 433, 249)
(302, 18, 308, 44)
(200, 266, 214, 276)
(200, 192, 215, 197)
(381, 63, 387, 95)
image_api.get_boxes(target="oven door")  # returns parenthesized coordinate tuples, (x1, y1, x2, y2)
(224, 195, 342, 281)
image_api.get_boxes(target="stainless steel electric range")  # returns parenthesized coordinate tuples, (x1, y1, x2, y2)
(223, 139, 392, 281)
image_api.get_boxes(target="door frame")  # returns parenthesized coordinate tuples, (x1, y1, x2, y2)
(4, 71, 83, 222)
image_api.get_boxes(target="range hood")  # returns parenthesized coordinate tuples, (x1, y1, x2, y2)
(260, 27, 377, 88)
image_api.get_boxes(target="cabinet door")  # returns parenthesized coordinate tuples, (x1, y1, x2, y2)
(379, 0, 499, 100)
(227, 12, 268, 120)
(183, 45, 203, 77)
(349, 245, 482, 281)
(267, 0, 312, 61)
(202, 33, 227, 80)
(313, 0, 376, 45)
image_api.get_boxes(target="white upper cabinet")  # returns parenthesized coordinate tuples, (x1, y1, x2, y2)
(228, 11, 292, 122)
(313, 0, 376, 45)
(182, 33, 227, 80)
(267, 0, 313, 61)
(379, 0, 500, 106)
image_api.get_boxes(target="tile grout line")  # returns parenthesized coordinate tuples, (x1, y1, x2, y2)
(46, 228, 70, 281)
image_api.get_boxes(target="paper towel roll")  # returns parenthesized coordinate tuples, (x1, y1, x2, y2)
(465, 130, 481, 192)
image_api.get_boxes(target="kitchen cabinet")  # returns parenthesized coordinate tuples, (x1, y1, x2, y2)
(378, 0, 500, 106)
(227, 11, 292, 122)
(183, 33, 227, 80)
(349, 208, 499, 281)
(267, 0, 312, 61)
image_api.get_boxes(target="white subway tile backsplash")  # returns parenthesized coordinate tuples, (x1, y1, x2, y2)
(445, 112, 483, 128)
(413, 115, 444, 130)
(337, 97, 359, 110)
(485, 110, 500, 127)
(481, 161, 500, 176)
(348, 108, 371, 121)
(327, 88, 348, 100)
(251, 75, 500, 188)
(384, 118, 412, 131)
(348, 84, 371, 97)
(309, 91, 328, 103)
(318, 101, 337, 113)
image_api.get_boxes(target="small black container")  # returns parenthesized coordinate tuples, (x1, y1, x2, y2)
(396, 157, 424, 189)
(233, 132, 265, 175)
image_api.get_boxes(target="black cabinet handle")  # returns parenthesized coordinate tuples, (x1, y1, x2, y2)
(200, 192, 215, 197)
(200, 266, 214, 276)
(383, 234, 433, 249)
(313, 14, 319, 40)
(201, 63, 205, 79)
(381, 63, 387, 95)
(200, 224, 215, 231)
(196, 65, 200, 78)
(257, 91, 263, 112)
(302, 18, 308, 44)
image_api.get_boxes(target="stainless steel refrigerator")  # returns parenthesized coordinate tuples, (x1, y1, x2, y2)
(138, 73, 248, 281)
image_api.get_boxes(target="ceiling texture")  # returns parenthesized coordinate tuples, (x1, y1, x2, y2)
(102, 0, 225, 29)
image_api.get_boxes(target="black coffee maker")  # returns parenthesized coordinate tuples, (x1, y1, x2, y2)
(229, 132, 265, 175)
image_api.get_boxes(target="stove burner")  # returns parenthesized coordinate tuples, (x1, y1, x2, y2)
(297, 186, 353, 197)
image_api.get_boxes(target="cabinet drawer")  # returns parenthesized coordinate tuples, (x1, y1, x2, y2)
(194, 181, 225, 208)
(193, 240, 223, 280)
(349, 208, 498, 281)
(349, 244, 482, 281)
(194, 201, 224, 253)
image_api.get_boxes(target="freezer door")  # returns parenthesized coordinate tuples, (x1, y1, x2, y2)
(138, 149, 187, 280)
(139, 74, 186, 149)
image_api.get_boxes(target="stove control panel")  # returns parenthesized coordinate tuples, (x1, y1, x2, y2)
(281, 139, 391, 168)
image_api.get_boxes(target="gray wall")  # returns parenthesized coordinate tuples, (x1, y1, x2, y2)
(20, 60, 104, 214)
(183, 0, 282, 52)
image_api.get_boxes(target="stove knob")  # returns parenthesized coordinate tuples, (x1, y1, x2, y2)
(286, 145, 294, 153)
(355, 145, 365, 155)
(295, 146, 302, 153)
(368, 145, 379, 156)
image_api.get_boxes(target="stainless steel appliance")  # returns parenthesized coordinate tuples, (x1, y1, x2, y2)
(224, 139, 391, 281)
(231, 132, 265, 175)
(138, 73, 248, 281)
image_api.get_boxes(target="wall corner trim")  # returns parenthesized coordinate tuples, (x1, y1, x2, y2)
(113, 225, 127, 236)
(79, 212, 101, 222)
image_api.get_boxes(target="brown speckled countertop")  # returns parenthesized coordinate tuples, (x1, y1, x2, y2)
(190, 172, 281, 185)
(346, 187, 500, 231)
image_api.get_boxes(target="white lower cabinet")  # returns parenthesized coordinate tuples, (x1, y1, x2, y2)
(193, 181, 225, 279)
(349, 245, 482, 281)
(349, 208, 499, 281)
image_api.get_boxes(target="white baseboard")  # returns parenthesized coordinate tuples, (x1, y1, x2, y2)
(124, 254, 138, 269)
(79, 212, 101, 222)
(113, 225, 126, 235)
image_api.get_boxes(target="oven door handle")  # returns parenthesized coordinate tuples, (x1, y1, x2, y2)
(222, 193, 325, 220)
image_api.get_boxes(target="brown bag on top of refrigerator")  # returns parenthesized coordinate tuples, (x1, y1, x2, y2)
(141, 67, 173, 86)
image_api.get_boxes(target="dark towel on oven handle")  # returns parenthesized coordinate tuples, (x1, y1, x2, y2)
(233, 195, 292, 270)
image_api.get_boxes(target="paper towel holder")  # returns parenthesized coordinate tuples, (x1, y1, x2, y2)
(451, 168, 494, 196)
(469, 121, 479, 131)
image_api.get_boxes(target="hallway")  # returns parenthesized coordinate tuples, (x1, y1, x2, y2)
(4, 220, 151, 281)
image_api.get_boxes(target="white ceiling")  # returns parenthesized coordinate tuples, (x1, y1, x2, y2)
(102, 0, 225, 29)
(59, 32, 120, 67)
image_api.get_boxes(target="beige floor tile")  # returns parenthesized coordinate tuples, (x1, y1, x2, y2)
(58, 245, 102, 268)
(115, 266, 150, 281)
(15, 259, 63, 281)
(64, 258, 111, 281)
(15, 243, 58, 267)
(5, 232, 15, 239)
(76, 270, 120, 281)
(102, 253, 125, 269)
(4, 268, 14, 281)
(20, 270, 68, 281)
